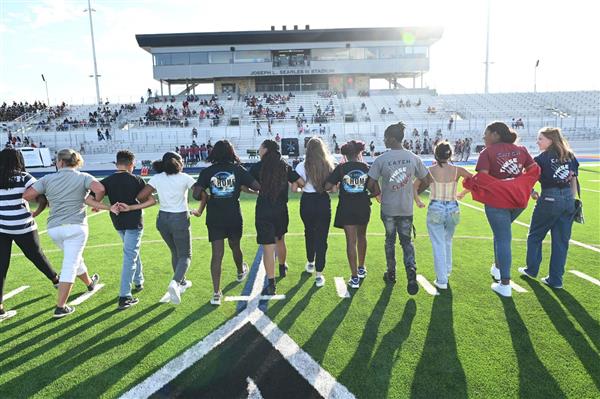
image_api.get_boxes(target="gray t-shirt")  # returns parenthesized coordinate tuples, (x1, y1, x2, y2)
(32, 168, 96, 229)
(368, 149, 428, 216)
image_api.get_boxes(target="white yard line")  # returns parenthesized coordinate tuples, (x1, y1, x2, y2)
(510, 281, 528, 293)
(569, 270, 600, 287)
(457, 199, 600, 254)
(3, 285, 29, 300)
(246, 377, 264, 399)
(334, 277, 351, 298)
(224, 295, 286, 302)
(581, 188, 600, 193)
(69, 284, 105, 306)
(416, 274, 439, 296)
(121, 250, 355, 399)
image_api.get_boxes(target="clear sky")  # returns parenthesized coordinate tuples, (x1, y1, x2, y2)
(1, 0, 599, 105)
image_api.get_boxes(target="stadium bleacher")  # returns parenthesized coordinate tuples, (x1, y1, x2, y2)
(3, 90, 599, 167)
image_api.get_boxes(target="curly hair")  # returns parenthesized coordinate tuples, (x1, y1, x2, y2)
(340, 140, 366, 160)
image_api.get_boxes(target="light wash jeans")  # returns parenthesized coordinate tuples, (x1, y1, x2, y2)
(117, 228, 145, 298)
(426, 200, 460, 284)
(47, 224, 89, 283)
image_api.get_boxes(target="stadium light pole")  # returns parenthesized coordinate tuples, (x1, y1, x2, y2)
(41, 74, 50, 106)
(484, 0, 491, 93)
(534, 59, 539, 93)
(84, 0, 101, 105)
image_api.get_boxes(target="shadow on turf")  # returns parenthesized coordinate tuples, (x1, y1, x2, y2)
(410, 289, 466, 399)
(553, 289, 600, 352)
(66, 301, 224, 398)
(0, 303, 171, 398)
(0, 295, 51, 336)
(267, 272, 311, 319)
(338, 285, 417, 398)
(499, 295, 567, 398)
(522, 279, 600, 391)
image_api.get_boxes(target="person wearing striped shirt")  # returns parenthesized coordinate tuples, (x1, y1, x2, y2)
(0, 148, 59, 322)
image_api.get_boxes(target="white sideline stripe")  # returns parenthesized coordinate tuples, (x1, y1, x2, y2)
(0, 310, 17, 322)
(334, 277, 351, 298)
(38, 210, 106, 235)
(249, 310, 355, 399)
(3, 285, 29, 300)
(582, 188, 600, 193)
(69, 284, 104, 306)
(510, 281, 528, 293)
(416, 275, 439, 296)
(246, 377, 264, 399)
(458, 199, 600, 254)
(120, 311, 250, 399)
(121, 250, 356, 399)
(569, 270, 600, 287)
(589, 180, 600, 182)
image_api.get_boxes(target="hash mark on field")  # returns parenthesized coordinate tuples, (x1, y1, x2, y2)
(569, 270, 600, 287)
(416, 275, 439, 295)
(457, 199, 600, 254)
(334, 277, 351, 298)
(224, 295, 286, 302)
(69, 284, 104, 306)
(3, 285, 30, 300)
(510, 281, 528, 293)
(582, 188, 600, 193)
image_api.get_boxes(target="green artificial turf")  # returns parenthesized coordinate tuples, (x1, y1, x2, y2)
(0, 165, 598, 398)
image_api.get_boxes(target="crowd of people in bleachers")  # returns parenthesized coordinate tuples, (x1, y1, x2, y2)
(318, 90, 346, 99)
(511, 118, 525, 129)
(453, 138, 473, 161)
(0, 101, 49, 122)
(398, 98, 421, 108)
(175, 140, 213, 164)
(3, 131, 44, 149)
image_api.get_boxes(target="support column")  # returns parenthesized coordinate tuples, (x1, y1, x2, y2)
(168, 82, 171, 96)
(420, 73, 423, 89)
(412, 76, 416, 89)
(160, 80, 164, 96)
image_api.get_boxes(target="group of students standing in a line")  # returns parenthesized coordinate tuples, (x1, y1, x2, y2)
(0, 121, 580, 320)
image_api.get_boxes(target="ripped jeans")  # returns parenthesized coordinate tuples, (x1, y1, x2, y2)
(381, 213, 416, 273)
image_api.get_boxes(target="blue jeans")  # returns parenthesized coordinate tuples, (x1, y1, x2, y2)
(381, 213, 415, 273)
(117, 229, 144, 298)
(426, 201, 460, 284)
(484, 206, 525, 280)
(525, 187, 575, 286)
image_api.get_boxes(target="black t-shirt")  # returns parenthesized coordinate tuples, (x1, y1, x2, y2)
(327, 161, 371, 204)
(101, 171, 146, 230)
(535, 150, 579, 189)
(250, 160, 300, 208)
(197, 162, 256, 226)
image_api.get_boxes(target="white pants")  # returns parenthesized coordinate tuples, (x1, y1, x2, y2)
(48, 224, 89, 283)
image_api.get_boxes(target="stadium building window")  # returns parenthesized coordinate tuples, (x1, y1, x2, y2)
(170, 53, 189, 65)
(378, 47, 398, 59)
(312, 48, 350, 61)
(190, 52, 209, 64)
(365, 47, 378, 59)
(349, 48, 365, 60)
(404, 46, 428, 57)
(235, 50, 271, 63)
(154, 53, 172, 66)
(210, 52, 233, 64)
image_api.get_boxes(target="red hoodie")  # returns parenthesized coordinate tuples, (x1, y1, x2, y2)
(463, 163, 541, 209)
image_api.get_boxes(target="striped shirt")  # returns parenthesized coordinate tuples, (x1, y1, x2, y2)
(429, 166, 458, 202)
(0, 172, 37, 235)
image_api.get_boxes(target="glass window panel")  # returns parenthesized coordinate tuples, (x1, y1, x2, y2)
(349, 48, 365, 60)
(171, 53, 189, 65)
(235, 50, 271, 63)
(312, 48, 349, 61)
(365, 47, 378, 59)
(210, 52, 232, 64)
(155, 53, 171, 66)
(190, 52, 209, 64)
(378, 47, 398, 59)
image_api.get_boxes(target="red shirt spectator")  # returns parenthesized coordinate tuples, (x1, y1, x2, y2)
(476, 142, 534, 180)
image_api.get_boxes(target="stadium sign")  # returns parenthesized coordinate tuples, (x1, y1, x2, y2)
(250, 68, 335, 76)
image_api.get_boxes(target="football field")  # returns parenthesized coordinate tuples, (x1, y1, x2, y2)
(1, 164, 599, 398)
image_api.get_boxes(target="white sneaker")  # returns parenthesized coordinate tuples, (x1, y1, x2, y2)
(168, 280, 181, 304)
(491, 282, 512, 297)
(315, 275, 325, 287)
(490, 264, 501, 281)
(305, 262, 315, 273)
(159, 292, 171, 303)
(541, 277, 563, 289)
(210, 291, 222, 305)
(518, 267, 534, 278)
(0, 309, 17, 322)
(434, 280, 448, 290)
(237, 263, 249, 282)
(179, 280, 192, 294)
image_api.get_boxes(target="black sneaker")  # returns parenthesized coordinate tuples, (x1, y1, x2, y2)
(406, 267, 419, 295)
(53, 305, 75, 318)
(279, 264, 288, 278)
(87, 273, 100, 292)
(262, 284, 276, 296)
(133, 284, 144, 292)
(383, 270, 396, 284)
(118, 297, 140, 310)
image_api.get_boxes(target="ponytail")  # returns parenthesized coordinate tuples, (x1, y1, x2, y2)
(486, 121, 518, 144)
